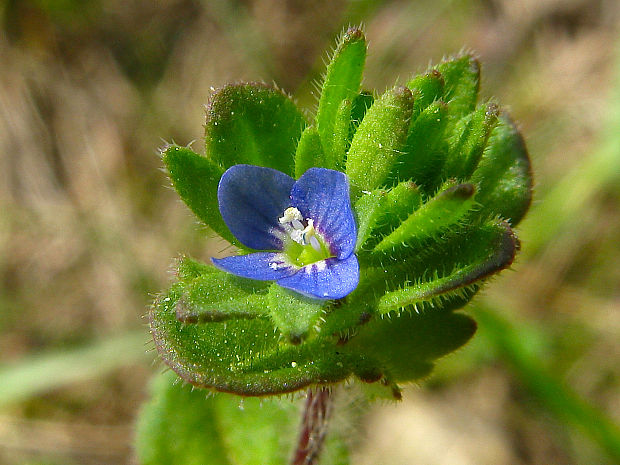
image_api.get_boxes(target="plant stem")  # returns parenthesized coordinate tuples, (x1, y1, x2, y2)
(290, 387, 333, 465)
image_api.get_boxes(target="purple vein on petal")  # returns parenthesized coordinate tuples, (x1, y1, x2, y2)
(218, 165, 294, 250)
(290, 168, 356, 259)
(277, 254, 359, 299)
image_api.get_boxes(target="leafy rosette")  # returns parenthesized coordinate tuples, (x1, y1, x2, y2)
(150, 28, 532, 398)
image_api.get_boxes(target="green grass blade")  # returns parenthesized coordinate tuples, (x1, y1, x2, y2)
(0, 332, 149, 408)
(474, 304, 620, 463)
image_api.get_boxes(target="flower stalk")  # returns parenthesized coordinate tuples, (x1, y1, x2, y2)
(291, 387, 334, 465)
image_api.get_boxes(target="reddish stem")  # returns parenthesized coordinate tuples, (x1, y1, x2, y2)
(290, 387, 333, 465)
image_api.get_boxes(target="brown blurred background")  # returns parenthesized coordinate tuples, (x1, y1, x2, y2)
(0, 1, 619, 464)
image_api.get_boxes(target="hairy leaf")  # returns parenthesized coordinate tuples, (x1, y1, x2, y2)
(434, 54, 480, 118)
(205, 83, 307, 176)
(373, 181, 477, 254)
(163, 145, 235, 244)
(317, 27, 367, 163)
(346, 86, 415, 198)
(471, 113, 533, 224)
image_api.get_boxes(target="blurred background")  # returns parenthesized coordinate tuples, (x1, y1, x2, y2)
(1, 0, 619, 464)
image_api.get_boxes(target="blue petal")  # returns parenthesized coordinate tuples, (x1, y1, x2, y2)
(277, 254, 359, 299)
(218, 165, 294, 250)
(212, 252, 298, 281)
(290, 168, 356, 259)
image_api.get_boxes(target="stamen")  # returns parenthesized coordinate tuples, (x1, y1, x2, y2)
(299, 219, 316, 246)
(290, 229, 304, 244)
(278, 207, 332, 267)
(279, 207, 303, 224)
(309, 236, 321, 252)
(279, 207, 328, 258)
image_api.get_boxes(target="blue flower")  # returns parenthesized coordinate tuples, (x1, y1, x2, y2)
(212, 165, 359, 299)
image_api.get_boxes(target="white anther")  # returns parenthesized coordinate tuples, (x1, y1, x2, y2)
(309, 236, 321, 252)
(299, 220, 317, 246)
(279, 207, 303, 224)
(279, 208, 325, 250)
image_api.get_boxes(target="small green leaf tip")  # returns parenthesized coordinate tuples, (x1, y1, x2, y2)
(346, 85, 415, 199)
(162, 145, 235, 245)
(152, 29, 533, 398)
(317, 27, 366, 167)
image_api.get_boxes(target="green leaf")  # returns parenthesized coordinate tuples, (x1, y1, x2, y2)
(434, 54, 480, 118)
(354, 181, 422, 252)
(150, 261, 487, 397)
(346, 310, 477, 383)
(349, 91, 374, 139)
(266, 284, 326, 344)
(135, 372, 232, 465)
(205, 83, 307, 176)
(213, 394, 299, 465)
(394, 101, 449, 192)
(328, 98, 353, 170)
(470, 113, 533, 224)
(137, 372, 353, 465)
(353, 188, 388, 252)
(443, 102, 500, 180)
(407, 69, 445, 118)
(163, 145, 235, 244)
(346, 85, 415, 199)
(176, 255, 218, 282)
(175, 270, 270, 323)
(317, 27, 366, 163)
(150, 281, 352, 396)
(377, 221, 518, 314)
(319, 277, 377, 339)
(371, 180, 423, 240)
(295, 125, 326, 178)
(373, 181, 477, 254)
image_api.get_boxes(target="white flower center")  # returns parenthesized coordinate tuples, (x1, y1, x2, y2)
(278, 207, 322, 252)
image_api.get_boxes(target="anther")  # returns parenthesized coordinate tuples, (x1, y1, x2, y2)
(279, 207, 303, 224)
(309, 236, 321, 252)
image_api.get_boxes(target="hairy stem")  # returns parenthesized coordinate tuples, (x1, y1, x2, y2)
(290, 387, 334, 465)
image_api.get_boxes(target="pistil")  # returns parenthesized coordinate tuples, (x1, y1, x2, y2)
(278, 207, 332, 266)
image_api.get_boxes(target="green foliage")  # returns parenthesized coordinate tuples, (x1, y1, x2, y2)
(137, 371, 347, 465)
(373, 181, 477, 254)
(152, 30, 532, 403)
(266, 284, 326, 343)
(376, 221, 518, 314)
(407, 70, 445, 117)
(444, 103, 499, 180)
(435, 54, 480, 118)
(470, 113, 533, 224)
(348, 310, 477, 383)
(136, 372, 232, 465)
(175, 271, 270, 323)
(346, 85, 415, 198)
(149, 257, 478, 395)
(317, 27, 367, 167)
(163, 145, 233, 244)
(205, 83, 307, 176)
(295, 126, 325, 178)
